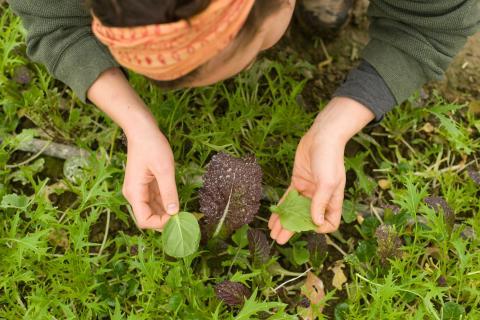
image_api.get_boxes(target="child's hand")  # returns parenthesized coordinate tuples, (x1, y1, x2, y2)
(87, 68, 179, 230)
(123, 126, 179, 230)
(269, 97, 375, 244)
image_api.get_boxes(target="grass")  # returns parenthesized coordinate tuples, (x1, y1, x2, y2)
(1, 6, 480, 319)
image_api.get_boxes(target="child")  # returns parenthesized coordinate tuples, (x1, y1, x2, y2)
(9, 0, 479, 245)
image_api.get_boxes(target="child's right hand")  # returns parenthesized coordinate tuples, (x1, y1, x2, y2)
(87, 67, 179, 230)
(123, 125, 179, 230)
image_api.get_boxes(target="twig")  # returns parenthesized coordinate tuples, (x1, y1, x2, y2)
(274, 267, 313, 292)
(98, 209, 111, 257)
(317, 39, 333, 68)
(6, 140, 52, 169)
(325, 235, 348, 257)
(414, 160, 474, 177)
(370, 202, 384, 224)
(0, 136, 88, 160)
(399, 136, 417, 155)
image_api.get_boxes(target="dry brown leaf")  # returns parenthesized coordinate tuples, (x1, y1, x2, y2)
(300, 271, 325, 320)
(378, 179, 391, 190)
(421, 122, 435, 133)
(468, 100, 480, 115)
(329, 261, 347, 290)
(356, 214, 365, 224)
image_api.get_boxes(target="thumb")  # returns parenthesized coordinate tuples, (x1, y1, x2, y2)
(310, 185, 333, 226)
(153, 164, 179, 216)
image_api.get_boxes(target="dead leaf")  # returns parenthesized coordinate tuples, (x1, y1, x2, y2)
(378, 179, 391, 190)
(329, 261, 347, 290)
(468, 100, 480, 115)
(48, 229, 69, 250)
(421, 122, 435, 133)
(356, 214, 365, 224)
(300, 271, 325, 320)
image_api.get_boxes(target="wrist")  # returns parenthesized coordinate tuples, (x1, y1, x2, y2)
(87, 68, 159, 138)
(311, 97, 375, 144)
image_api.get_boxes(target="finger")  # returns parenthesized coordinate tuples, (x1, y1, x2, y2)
(157, 212, 173, 231)
(150, 197, 165, 215)
(317, 185, 344, 233)
(123, 172, 165, 229)
(310, 183, 335, 226)
(292, 176, 315, 198)
(153, 163, 179, 216)
(276, 229, 294, 245)
(270, 218, 283, 240)
(150, 183, 166, 213)
(131, 201, 164, 229)
(268, 213, 279, 229)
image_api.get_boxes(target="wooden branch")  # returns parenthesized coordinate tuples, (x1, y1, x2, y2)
(0, 136, 88, 160)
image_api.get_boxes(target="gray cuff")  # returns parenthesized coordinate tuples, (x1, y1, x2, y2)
(333, 60, 396, 124)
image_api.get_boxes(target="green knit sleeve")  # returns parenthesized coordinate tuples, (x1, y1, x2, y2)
(362, 0, 480, 104)
(8, 0, 119, 102)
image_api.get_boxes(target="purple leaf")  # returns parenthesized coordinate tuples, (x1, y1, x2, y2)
(375, 225, 402, 266)
(247, 228, 270, 266)
(13, 66, 33, 85)
(215, 281, 252, 306)
(307, 233, 328, 268)
(467, 166, 480, 185)
(424, 196, 455, 233)
(382, 204, 400, 215)
(199, 153, 262, 235)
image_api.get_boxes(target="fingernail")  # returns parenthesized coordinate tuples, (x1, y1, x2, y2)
(166, 203, 178, 215)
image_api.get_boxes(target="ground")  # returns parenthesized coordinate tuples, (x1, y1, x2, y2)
(1, 3, 479, 320)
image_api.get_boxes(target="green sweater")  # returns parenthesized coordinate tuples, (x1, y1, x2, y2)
(8, 0, 480, 104)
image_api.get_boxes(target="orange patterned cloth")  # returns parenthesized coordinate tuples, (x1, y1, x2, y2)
(92, 0, 255, 81)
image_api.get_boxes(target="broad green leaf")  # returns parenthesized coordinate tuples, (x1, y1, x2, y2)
(162, 212, 201, 258)
(270, 189, 317, 232)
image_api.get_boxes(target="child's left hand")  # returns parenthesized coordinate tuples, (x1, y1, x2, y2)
(268, 97, 375, 244)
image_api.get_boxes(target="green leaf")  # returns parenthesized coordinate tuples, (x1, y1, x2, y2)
(234, 289, 285, 320)
(292, 241, 310, 265)
(345, 152, 376, 194)
(162, 212, 201, 258)
(1, 193, 29, 210)
(342, 199, 357, 223)
(232, 224, 249, 248)
(270, 189, 317, 233)
(230, 271, 261, 286)
(355, 239, 377, 263)
(334, 302, 349, 319)
(443, 302, 465, 320)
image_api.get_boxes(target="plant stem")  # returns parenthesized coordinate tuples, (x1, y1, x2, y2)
(213, 171, 236, 238)
(274, 267, 312, 292)
(98, 209, 111, 257)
